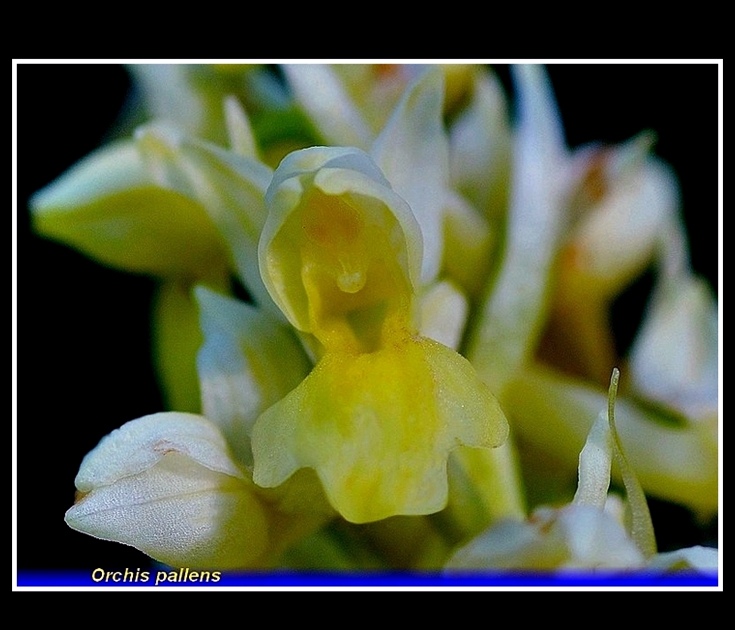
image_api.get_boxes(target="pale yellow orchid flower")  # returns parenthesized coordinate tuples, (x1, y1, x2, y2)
(64, 287, 333, 570)
(37, 63, 716, 576)
(251, 145, 508, 524)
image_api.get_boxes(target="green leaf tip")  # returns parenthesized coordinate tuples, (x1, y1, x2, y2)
(606, 366, 658, 558)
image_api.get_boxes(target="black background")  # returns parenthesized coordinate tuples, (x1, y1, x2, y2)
(15, 63, 720, 572)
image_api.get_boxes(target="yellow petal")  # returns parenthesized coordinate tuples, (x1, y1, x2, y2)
(136, 123, 278, 315)
(31, 140, 228, 279)
(259, 146, 423, 350)
(252, 336, 508, 523)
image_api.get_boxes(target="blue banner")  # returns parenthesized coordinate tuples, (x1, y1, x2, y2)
(15, 570, 719, 588)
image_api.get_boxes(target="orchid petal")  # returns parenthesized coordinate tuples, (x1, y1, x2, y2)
(418, 280, 468, 351)
(136, 123, 278, 315)
(223, 95, 259, 159)
(441, 190, 494, 298)
(371, 66, 450, 285)
(629, 274, 718, 423)
(503, 365, 718, 514)
(646, 546, 718, 573)
(195, 286, 312, 468)
(563, 150, 680, 300)
(31, 139, 228, 280)
(282, 64, 373, 149)
(259, 146, 423, 341)
(465, 64, 570, 393)
(252, 337, 507, 523)
(449, 66, 512, 221)
(445, 504, 644, 571)
(65, 412, 271, 569)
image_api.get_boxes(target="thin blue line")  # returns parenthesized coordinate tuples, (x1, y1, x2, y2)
(15, 570, 719, 588)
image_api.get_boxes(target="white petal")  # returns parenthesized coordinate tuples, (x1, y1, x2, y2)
(371, 66, 450, 285)
(445, 518, 547, 570)
(31, 139, 227, 279)
(573, 412, 613, 508)
(418, 280, 469, 350)
(223, 95, 259, 159)
(552, 505, 645, 569)
(66, 412, 271, 569)
(282, 64, 373, 149)
(446, 504, 645, 571)
(74, 412, 246, 490)
(629, 275, 718, 422)
(569, 155, 680, 296)
(647, 546, 719, 573)
(136, 123, 278, 315)
(195, 287, 312, 468)
(465, 64, 570, 392)
(449, 67, 512, 220)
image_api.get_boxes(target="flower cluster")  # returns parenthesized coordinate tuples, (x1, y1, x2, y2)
(32, 63, 718, 574)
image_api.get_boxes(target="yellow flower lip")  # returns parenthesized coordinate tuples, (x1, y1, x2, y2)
(252, 337, 509, 523)
(251, 145, 509, 523)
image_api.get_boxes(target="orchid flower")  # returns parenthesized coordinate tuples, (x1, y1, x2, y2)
(52, 66, 511, 568)
(64, 286, 333, 569)
(458, 65, 718, 516)
(446, 370, 718, 573)
(251, 144, 508, 523)
(28, 62, 718, 573)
